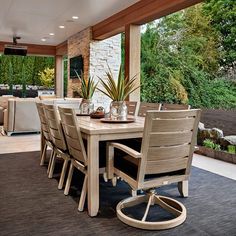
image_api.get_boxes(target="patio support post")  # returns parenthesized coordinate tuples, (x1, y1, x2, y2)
(125, 24, 141, 102)
(55, 55, 64, 98)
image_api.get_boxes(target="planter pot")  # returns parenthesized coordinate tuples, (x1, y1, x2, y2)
(79, 99, 94, 114)
(110, 101, 127, 120)
(196, 146, 236, 164)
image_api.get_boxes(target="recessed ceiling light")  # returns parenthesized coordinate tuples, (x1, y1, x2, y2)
(72, 16, 79, 20)
(59, 25, 65, 29)
(41, 38, 46, 42)
(49, 33, 54, 36)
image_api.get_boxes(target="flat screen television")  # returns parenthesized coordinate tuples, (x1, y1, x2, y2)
(70, 55, 83, 78)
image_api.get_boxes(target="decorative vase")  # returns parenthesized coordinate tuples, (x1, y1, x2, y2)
(80, 98, 94, 114)
(110, 101, 127, 120)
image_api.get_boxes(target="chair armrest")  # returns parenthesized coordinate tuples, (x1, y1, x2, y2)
(110, 142, 142, 159)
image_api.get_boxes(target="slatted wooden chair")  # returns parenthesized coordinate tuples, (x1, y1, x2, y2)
(36, 102, 54, 167)
(58, 107, 88, 211)
(126, 101, 138, 116)
(106, 109, 201, 230)
(138, 102, 162, 117)
(123, 102, 162, 157)
(43, 104, 70, 190)
(162, 103, 190, 110)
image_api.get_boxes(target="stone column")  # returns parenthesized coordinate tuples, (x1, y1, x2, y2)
(90, 34, 121, 110)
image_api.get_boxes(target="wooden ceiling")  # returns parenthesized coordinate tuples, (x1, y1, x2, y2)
(92, 0, 203, 40)
(0, 0, 203, 55)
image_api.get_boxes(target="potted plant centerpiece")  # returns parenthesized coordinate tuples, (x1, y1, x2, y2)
(97, 65, 139, 120)
(75, 71, 98, 114)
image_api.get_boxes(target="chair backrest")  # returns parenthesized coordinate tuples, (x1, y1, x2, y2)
(162, 103, 190, 110)
(126, 101, 137, 116)
(43, 104, 67, 151)
(138, 109, 201, 183)
(54, 100, 81, 113)
(138, 102, 161, 117)
(58, 107, 87, 165)
(36, 102, 51, 141)
(39, 95, 56, 100)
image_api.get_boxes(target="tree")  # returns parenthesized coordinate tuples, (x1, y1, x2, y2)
(140, 3, 236, 108)
(0, 55, 54, 87)
(203, 0, 236, 68)
(141, 20, 189, 104)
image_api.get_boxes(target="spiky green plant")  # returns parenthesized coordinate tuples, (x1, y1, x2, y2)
(75, 71, 97, 99)
(97, 65, 139, 101)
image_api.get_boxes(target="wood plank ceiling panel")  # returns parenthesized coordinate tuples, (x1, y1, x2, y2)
(92, 0, 203, 40)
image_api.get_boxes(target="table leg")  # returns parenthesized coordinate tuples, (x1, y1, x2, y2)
(87, 135, 99, 217)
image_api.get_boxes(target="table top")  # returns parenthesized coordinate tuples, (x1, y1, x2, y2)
(76, 116, 145, 135)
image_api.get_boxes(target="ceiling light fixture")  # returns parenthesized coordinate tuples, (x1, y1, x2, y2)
(72, 16, 79, 20)
(59, 25, 65, 29)
(49, 33, 54, 36)
(41, 38, 46, 42)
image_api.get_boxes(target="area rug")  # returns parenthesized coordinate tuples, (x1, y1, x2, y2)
(0, 151, 236, 236)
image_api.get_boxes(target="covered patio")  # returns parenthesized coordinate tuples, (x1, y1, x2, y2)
(0, 0, 236, 235)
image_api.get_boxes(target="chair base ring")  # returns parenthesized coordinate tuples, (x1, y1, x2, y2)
(116, 194, 187, 230)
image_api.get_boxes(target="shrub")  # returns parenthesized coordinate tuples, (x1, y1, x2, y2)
(38, 67, 54, 89)
(203, 139, 221, 150)
(227, 145, 236, 154)
(203, 139, 215, 149)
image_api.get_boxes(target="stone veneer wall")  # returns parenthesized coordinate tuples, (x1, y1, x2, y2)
(90, 34, 121, 110)
(67, 27, 121, 110)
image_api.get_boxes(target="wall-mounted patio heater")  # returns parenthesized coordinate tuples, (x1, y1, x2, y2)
(4, 44, 28, 56)
(4, 36, 27, 56)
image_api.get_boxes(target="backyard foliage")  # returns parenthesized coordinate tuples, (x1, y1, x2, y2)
(38, 67, 54, 89)
(203, 0, 236, 68)
(0, 55, 54, 86)
(203, 139, 221, 151)
(140, 3, 236, 108)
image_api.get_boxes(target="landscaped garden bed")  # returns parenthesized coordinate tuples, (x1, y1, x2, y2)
(196, 146, 236, 164)
(197, 122, 236, 164)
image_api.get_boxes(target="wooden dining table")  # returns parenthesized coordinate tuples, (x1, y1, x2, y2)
(76, 116, 145, 217)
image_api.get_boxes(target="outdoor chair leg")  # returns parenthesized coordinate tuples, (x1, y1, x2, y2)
(131, 189, 137, 197)
(58, 158, 69, 190)
(103, 172, 108, 182)
(78, 175, 88, 212)
(64, 162, 74, 195)
(112, 177, 117, 187)
(178, 180, 189, 197)
(48, 152, 56, 179)
(40, 143, 47, 166)
(47, 150, 54, 174)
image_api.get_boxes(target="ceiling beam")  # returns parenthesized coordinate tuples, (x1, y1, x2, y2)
(0, 41, 56, 56)
(92, 0, 203, 40)
(56, 41, 68, 56)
